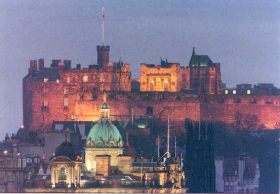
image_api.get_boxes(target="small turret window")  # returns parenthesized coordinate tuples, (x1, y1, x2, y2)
(83, 75, 88, 82)
(63, 98, 68, 108)
(43, 99, 48, 107)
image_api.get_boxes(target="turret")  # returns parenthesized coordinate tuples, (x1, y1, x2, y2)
(97, 45, 110, 67)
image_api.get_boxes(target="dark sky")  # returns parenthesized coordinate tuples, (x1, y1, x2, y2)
(0, 0, 279, 139)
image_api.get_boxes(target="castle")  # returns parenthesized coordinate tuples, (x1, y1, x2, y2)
(22, 43, 280, 134)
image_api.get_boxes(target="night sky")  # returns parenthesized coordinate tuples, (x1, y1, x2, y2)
(0, 0, 279, 139)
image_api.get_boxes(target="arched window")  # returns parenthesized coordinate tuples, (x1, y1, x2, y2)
(58, 167, 66, 180)
(149, 79, 155, 91)
(163, 80, 169, 91)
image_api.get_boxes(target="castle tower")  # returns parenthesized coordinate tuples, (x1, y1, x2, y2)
(97, 45, 110, 67)
(97, 8, 110, 67)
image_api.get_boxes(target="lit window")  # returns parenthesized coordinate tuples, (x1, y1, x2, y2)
(18, 159, 22, 168)
(66, 77, 71, 84)
(82, 75, 88, 82)
(225, 90, 228, 95)
(43, 87, 48, 94)
(247, 89, 251, 95)
(71, 114, 76, 120)
(64, 87, 69, 95)
(233, 90, 237, 95)
(43, 99, 48, 107)
(44, 78, 48, 82)
(63, 98, 68, 107)
(22, 159, 26, 167)
(56, 79, 60, 83)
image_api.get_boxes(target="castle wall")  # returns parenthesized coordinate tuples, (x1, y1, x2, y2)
(200, 96, 280, 129)
(24, 80, 280, 133)
(23, 60, 280, 133)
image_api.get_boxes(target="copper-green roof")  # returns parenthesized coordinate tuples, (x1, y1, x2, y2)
(189, 47, 214, 67)
(86, 118, 123, 148)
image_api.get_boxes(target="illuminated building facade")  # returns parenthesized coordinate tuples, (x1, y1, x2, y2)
(22, 44, 280, 134)
(50, 140, 82, 188)
(85, 99, 133, 176)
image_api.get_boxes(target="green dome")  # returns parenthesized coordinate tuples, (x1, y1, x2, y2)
(86, 119, 123, 148)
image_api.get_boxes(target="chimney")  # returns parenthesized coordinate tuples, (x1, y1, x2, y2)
(76, 64, 81, 70)
(38, 58, 44, 71)
(64, 60, 71, 69)
(51, 60, 60, 68)
(29, 60, 38, 74)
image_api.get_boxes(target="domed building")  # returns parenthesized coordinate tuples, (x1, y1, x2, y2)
(85, 100, 133, 176)
(50, 137, 82, 188)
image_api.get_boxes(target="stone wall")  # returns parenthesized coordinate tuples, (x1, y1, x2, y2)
(23, 85, 280, 133)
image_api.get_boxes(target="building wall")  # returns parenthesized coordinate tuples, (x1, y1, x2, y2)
(189, 64, 221, 95)
(0, 145, 25, 192)
(23, 84, 280, 132)
(215, 159, 224, 192)
(23, 60, 280, 132)
(23, 60, 131, 131)
(85, 147, 123, 173)
(200, 95, 280, 129)
(140, 63, 182, 92)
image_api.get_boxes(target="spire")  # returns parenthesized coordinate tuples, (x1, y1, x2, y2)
(192, 47, 196, 56)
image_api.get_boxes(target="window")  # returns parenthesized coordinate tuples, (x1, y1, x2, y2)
(100, 75, 105, 82)
(163, 80, 169, 91)
(224, 90, 228, 95)
(247, 89, 251, 95)
(67, 77, 71, 84)
(64, 87, 69, 95)
(58, 167, 66, 180)
(44, 78, 48, 82)
(18, 159, 22, 167)
(233, 90, 237, 95)
(43, 87, 48, 94)
(22, 159, 26, 168)
(43, 99, 48, 107)
(71, 114, 76, 120)
(64, 98, 68, 108)
(82, 75, 88, 82)
(149, 79, 155, 91)
(56, 79, 60, 83)
(146, 107, 153, 117)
